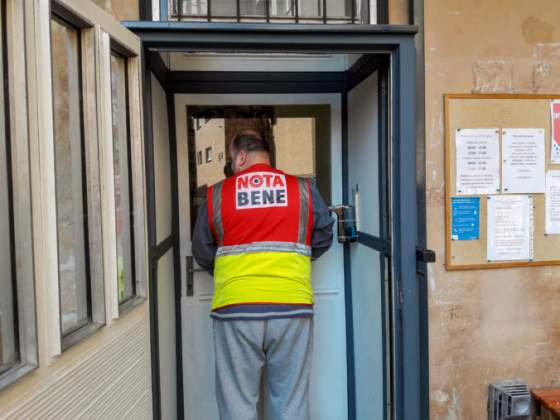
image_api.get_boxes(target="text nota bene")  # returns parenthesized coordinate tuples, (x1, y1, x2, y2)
(236, 172, 289, 209)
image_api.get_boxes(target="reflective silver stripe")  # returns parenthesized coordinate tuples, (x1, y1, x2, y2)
(211, 309, 314, 320)
(297, 178, 311, 244)
(212, 182, 224, 245)
(216, 241, 312, 257)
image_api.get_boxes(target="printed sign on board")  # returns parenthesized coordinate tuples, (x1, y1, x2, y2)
(551, 100, 560, 163)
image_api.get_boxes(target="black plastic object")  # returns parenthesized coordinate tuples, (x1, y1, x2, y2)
(186, 256, 194, 296)
(415, 247, 436, 263)
(329, 205, 358, 243)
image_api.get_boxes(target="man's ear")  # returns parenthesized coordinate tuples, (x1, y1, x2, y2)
(238, 150, 248, 166)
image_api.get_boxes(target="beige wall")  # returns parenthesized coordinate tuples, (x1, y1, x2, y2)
(425, 1, 560, 418)
(274, 118, 315, 177)
(196, 118, 227, 188)
(389, 0, 409, 24)
(91, 0, 139, 21)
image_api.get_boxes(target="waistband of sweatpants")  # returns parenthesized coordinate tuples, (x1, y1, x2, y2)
(211, 303, 314, 321)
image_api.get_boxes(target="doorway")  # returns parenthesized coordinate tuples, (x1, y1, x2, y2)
(131, 23, 423, 420)
(176, 94, 348, 419)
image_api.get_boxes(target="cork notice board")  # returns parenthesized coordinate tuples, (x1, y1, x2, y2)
(445, 94, 560, 270)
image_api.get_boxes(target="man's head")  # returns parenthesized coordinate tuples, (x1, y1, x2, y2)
(228, 129, 271, 174)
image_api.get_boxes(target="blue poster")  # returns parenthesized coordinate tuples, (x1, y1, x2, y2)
(451, 197, 480, 241)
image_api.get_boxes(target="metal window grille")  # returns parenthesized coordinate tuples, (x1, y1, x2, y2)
(167, 0, 370, 24)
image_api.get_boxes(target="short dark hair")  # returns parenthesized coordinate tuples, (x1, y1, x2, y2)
(231, 130, 270, 154)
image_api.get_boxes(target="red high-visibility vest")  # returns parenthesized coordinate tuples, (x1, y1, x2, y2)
(208, 163, 313, 310)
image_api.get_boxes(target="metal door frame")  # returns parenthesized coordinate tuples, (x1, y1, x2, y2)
(130, 22, 425, 420)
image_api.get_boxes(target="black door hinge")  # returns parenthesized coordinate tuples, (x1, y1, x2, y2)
(416, 247, 436, 263)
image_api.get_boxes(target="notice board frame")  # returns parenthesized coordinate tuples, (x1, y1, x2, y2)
(444, 93, 560, 270)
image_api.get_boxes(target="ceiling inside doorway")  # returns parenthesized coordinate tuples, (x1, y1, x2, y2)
(156, 51, 364, 72)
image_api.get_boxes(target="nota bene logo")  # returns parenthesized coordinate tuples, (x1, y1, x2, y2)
(236, 172, 288, 209)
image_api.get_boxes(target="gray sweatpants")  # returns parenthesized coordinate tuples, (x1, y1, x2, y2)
(212, 318, 313, 420)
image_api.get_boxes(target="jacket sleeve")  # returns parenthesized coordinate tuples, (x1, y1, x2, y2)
(192, 201, 217, 275)
(310, 183, 334, 260)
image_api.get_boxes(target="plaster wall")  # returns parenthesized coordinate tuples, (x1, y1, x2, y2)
(389, 0, 408, 24)
(425, 1, 560, 418)
(195, 118, 227, 188)
(92, 0, 139, 20)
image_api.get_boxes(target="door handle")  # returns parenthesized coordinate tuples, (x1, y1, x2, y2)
(186, 256, 194, 297)
(329, 204, 358, 243)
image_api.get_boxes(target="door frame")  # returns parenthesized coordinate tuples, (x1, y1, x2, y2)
(132, 22, 425, 420)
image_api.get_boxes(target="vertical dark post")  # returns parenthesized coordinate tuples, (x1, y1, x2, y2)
(142, 47, 161, 420)
(294, 0, 299, 22)
(392, 36, 419, 420)
(140, 0, 153, 20)
(266, 0, 271, 22)
(322, 0, 327, 22)
(377, 0, 389, 24)
(341, 92, 357, 420)
(185, 110, 199, 231)
(377, 58, 391, 420)
(207, 0, 212, 21)
(166, 90, 185, 420)
(351, 0, 356, 23)
(236, 0, 241, 22)
(177, 0, 183, 21)
(412, 0, 429, 418)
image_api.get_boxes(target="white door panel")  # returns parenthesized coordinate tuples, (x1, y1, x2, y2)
(347, 72, 386, 420)
(152, 74, 177, 420)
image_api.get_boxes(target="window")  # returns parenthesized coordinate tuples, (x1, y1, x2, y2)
(50, 16, 92, 339)
(240, 0, 266, 17)
(272, 0, 295, 17)
(197, 150, 202, 165)
(45, 2, 145, 346)
(0, 138, 17, 377)
(0, 0, 38, 389)
(110, 50, 135, 306)
(188, 105, 331, 203)
(0, 3, 17, 377)
(170, 0, 368, 23)
(205, 146, 213, 162)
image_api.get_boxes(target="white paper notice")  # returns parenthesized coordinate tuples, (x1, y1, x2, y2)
(502, 128, 545, 193)
(487, 195, 533, 261)
(455, 128, 500, 195)
(545, 171, 560, 234)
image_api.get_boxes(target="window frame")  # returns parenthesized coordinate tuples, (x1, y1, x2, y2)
(109, 44, 142, 314)
(0, 0, 19, 378)
(49, 9, 106, 352)
(19, 0, 148, 364)
(98, 31, 147, 319)
(205, 146, 212, 162)
(166, 0, 371, 23)
(0, 0, 38, 390)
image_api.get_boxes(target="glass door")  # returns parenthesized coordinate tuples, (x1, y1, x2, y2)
(345, 67, 392, 419)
